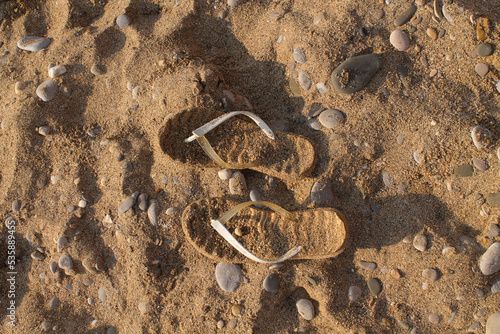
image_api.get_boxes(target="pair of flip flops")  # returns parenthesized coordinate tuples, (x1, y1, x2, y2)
(159, 108, 348, 263)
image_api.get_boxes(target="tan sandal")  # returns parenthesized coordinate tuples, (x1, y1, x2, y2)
(181, 197, 347, 263)
(159, 108, 317, 180)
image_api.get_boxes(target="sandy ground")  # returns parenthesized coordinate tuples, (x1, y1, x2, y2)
(0, 0, 500, 333)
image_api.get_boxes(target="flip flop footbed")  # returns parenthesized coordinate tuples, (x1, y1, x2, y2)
(181, 197, 347, 263)
(159, 108, 316, 180)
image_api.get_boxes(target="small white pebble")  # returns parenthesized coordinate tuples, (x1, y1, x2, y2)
(218, 169, 232, 180)
(166, 207, 177, 216)
(78, 200, 87, 208)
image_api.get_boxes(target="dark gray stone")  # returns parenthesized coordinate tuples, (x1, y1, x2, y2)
(394, 5, 417, 26)
(367, 278, 382, 295)
(263, 274, 279, 294)
(58, 254, 73, 270)
(331, 54, 382, 93)
(116, 14, 130, 29)
(480, 242, 500, 275)
(477, 43, 493, 57)
(296, 298, 315, 320)
(118, 191, 139, 213)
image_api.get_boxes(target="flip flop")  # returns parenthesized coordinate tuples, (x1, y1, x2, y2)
(159, 108, 317, 180)
(181, 197, 348, 263)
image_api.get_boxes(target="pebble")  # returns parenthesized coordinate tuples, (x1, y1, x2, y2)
(58, 254, 73, 270)
(394, 5, 417, 26)
(471, 125, 492, 150)
(50, 297, 60, 309)
(15, 81, 27, 94)
(42, 321, 51, 331)
(307, 118, 322, 130)
(390, 268, 401, 279)
(348, 286, 362, 302)
(78, 199, 87, 208)
(318, 109, 344, 129)
(454, 164, 473, 177)
(83, 278, 94, 286)
(428, 313, 440, 325)
(296, 299, 315, 320)
(48, 65, 66, 78)
(31, 251, 45, 261)
(486, 313, 500, 334)
(116, 14, 130, 29)
(231, 304, 243, 316)
(227, 0, 239, 8)
(217, 320, 225, 329)
(147, 199, 159, 226)
(310, 179, 334, 205)
(491, 278, 500, 293)
(479, 242, 500, 275)
(487, 224, 500, 239)
(49, 261, 58, 274)
(331, 54, 382, 94)
(367, 278, 382, 295)
(57, 236, 67, 252)
(422, 268, 440, 281)
(96, 256, 106, 271)
(91, 64, 105, 76)
(475, 63, 489, 77)
(358, 260, 377, 270)
(215, 262, 242, 292)
(476, 43, 493, 57)
(298, 70, 311, 91)
(12, 200, 21, 212)
(427, 27, 438, 40)
(229, 171, 247, 195)
(118, 191, 140, 213)
(490, 193, 500, 206)
(17, 36, 51, 52)
(390, 30, 410, 51)
(218, 169, 232, 180)
(413, 233, 427, 252)
(36, 80, 57, 102)
(316, 82, 328, 94)
(138, 193, 148, 211)
(38, 126, 50, 136)
(472, 158, 488, 171)
(98, 287, 107, 302)
(228, 318, 237, 329)
(263, 274, 279, 294)
(293, 47, 307, 64)
(374, 8, 384, 19)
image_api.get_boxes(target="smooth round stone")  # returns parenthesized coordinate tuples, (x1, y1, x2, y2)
(227, 0, 239, 7)
(98, 287, 107, 302)
(137, 193, 148, 211)
(250, 188, 264, 208)
(58, 254, 73, 270)
(348, 286, 362, 302)
(331, 54, 382, 94)
(472, 158, 488, 171)
(293, 47, 307, 64)
(367, 278, 382, 295)
(263, 274, 279, 294)
(316, 82, 328, 94)
(477, 43, 493, 57)
(116, 14, 130, 29)
(229, 171, 247, 195)
(36, 80, 57, 102)
(298, 71, 311, 91)
(78, 199, 87, 208)
(374, 8, 384, 19)
(48, 65, 66, 78)
(215, 262, 242, 292)
(38, 126, 50, 136)
(31, 251, 45, 261)
(488, 224, 500, 239)
(475, 63, 489, 77)
(318, 109, 344, 129)
(422, 268, 440, 281)
(486, 313, 500, 334)
(119, 191, 139, 213)
(358, 260, 377, 270)
(310, 179, 333, 205)
(454, 164, 474, 176)
(91, 64, 105, 75)
(49, 261, 58, 274)
(307, 118, 322, 131)
(491, 279, 500, 293)
(231, 304, 243, 316)
(471, 125, 492, 150)
(49, 297, 60, 309)
(42, 321, 51, 331)
(17, 36, 51, 52)
(428, 313, 440, 325)
(427, 27, 438, 40)
(296, 299, 315, 320)
(480, 242, 500, 275)
(57, 237, 67, 252)
(394, 5, 417, 26)
(390, 30, 410, 51)
(12, 200, 21, 212)
(148, 199, 159, 226)
(413, 233, 427, 252)
(218, 169, 232, 180)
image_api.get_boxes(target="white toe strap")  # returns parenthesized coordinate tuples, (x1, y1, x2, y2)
(185, 111, 275, 143)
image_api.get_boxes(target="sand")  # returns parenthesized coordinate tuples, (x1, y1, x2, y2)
(0, 0, 500, 333)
